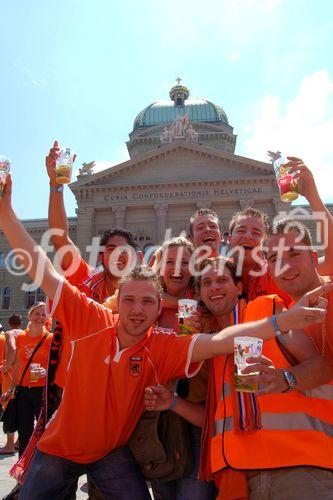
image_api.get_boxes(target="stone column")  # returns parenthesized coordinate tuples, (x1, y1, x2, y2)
(154, 203, 168, 243)
(112, 206, 127, 228)
(239, 198, 254, 210)
(75, 206, 95, 259)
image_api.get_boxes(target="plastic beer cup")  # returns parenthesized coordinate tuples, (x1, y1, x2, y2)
(272, 154, 299, 202)
(0, 156, 11, 199)
(178, 299, 198, 335)
(234, 337, 263, 392)
(55, 147, 74, 184)
(29, 363, 41, 383)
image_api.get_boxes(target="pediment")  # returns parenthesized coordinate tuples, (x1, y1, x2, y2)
(70, 143, 274, 192)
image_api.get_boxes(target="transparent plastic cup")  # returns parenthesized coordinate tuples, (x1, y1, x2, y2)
(29, 363, 41, 383)
(234, 336, 263, 392)
(273, 154, 299, 202)
(55, 147, 74, 184)
(178, 299, 198, 335)
(0, 156, 11, 199)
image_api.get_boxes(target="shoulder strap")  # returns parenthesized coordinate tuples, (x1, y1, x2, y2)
(17, 333, 49, 386)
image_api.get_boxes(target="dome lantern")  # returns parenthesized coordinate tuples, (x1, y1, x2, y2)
(169, 77, 190, 107)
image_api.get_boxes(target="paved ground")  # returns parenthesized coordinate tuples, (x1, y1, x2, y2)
(0, 429, 88, 499)
(0, 429, 153, 499)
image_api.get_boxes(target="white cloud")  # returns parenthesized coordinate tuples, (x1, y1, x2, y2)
(243, 69, 333, 201)
(228, 53, 241, 62)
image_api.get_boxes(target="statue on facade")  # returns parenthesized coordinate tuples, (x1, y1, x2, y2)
(79, 161, 95, 176)
(185, 124, 199, 143)
(160, 126, 171, 143)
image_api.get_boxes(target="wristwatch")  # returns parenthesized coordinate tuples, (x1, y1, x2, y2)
(281, 369, 297, 392)
(50, 184, 63, 192)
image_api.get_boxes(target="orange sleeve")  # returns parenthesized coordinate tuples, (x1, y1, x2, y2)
(153, 333, 203, 384)
(46, 278, 114, 340)
(65, 257, 92, 287)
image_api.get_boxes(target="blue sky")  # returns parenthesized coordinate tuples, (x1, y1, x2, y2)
(1, 0, 333, 219)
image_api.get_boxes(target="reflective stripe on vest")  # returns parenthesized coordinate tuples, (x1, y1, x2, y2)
(215, 413, 333, 437)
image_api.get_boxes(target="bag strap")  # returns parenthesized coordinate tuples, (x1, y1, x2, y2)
(17, 333, 49, 387)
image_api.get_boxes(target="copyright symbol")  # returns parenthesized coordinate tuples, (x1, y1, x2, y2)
(5, 249, 32, 276)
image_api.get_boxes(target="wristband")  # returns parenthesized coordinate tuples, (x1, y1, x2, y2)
(168, 392, 178, 411)
(271, 315, 289, 345)
(50, 184, 63, 193)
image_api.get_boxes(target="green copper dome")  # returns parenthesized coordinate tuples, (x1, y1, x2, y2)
(133, 82, 229, 130)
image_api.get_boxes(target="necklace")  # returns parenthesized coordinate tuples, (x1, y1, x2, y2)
(306, 311, 326, 358)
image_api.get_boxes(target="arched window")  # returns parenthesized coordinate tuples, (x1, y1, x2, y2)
(0, 252, 5, 269)
(25, 288, 46, 308)
(2, 287, 10, 310)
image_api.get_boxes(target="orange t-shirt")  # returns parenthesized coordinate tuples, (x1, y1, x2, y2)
(54, 257, 99, 388)
(247, 267, 291, 306)
(16, 330, 53, 387)
(40, 277, 202, 463)
(0, 333, 5, 388)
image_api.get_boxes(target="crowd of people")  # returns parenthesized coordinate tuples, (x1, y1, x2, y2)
(0, 148, 333, 500)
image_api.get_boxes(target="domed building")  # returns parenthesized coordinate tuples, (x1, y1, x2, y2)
(128, 82, 236, 158)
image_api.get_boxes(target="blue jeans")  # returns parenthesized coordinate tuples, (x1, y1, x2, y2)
(151, 424, 215, 500)
(19, 446, 151, 500)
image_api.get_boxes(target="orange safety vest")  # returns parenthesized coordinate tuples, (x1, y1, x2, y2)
(210, 294, 333, 475)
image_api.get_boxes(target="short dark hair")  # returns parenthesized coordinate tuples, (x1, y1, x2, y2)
(196, 256, 240, 291)
(189, 208, 220, 236)
(268, 218, 313, 248)
(100, 228, 137, 250)
(118, 266, 163, 296)
(8, 314, 22, 328)
(229, 207, 270, 235)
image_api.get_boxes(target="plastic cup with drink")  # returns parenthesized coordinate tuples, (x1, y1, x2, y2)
(29, 363, 41, 383)
(0, 156, 11, 199)
(55, 146, 74, 184)
(178, 299, 198, 335)
(268, 151, 299, 202)
(234, 336, 263, 392)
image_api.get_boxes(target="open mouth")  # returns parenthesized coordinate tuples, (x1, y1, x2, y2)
(129, 318, 145, 326)
(202, 236, 216, 243)
(169, 273, 184, 282)
(209, 294, 226, 301)
(242, 245, 254, 251)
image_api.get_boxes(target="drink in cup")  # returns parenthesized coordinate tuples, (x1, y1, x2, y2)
(0, 156, 11, 199)
(234, 336, 263, 392)
(268, 151, 298, 202)
(55, 147, 74, 184)
(178, 299, 198, 335)
(29, 363, 41, 383)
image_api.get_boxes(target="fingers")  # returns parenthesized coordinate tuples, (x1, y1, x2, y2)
(246, 355, 273, 365)
(137, 251, 144, 266)
(241, 363, 273, 375)
(304, 282, 333, 306)
(148, 253, 156, 268)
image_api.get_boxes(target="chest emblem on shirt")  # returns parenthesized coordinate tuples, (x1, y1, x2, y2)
(129, 356, 142, 377)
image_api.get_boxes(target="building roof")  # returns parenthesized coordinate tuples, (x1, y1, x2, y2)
(133, 82, 229, 130)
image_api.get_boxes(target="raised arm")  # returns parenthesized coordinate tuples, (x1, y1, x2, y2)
(288, 157, 333, 275)
(191, 283, 331, 363)
(46, 140, 79, 271)
(0, 175, 60, 299)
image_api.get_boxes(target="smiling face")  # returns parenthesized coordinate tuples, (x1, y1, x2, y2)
(266, 231, 320, 300)
(190, 214, 221, 254)
(199, 265, 242, 317)
(160, 246, 192, 297)
(102, 235, 136, 278)
(29, 305, 47, 328)
(117, 280, 162, 341)
(228, 215, 266, 265)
